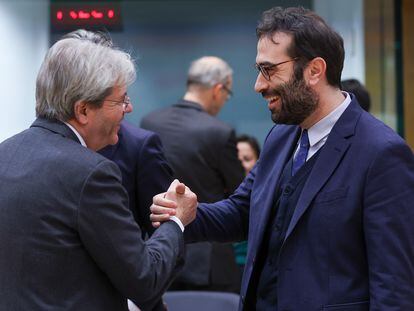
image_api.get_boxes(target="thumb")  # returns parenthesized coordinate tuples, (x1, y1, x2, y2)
(167, 179, 180, 192)
(175, 182, 186, 195)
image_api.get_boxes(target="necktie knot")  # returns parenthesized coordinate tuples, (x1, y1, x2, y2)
(292, 129, 310, 176)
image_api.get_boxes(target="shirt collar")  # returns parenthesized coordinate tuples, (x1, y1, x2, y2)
(64, 122, 87, 147)
(307, 92, 351, 147)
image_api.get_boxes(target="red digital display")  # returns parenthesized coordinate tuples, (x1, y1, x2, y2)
(51, 2, 122, 32)
(56, 9, 115, 21)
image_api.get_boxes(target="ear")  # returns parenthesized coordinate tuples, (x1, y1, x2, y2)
(73, 100, 90, 125)
(304, 57, 326, 86)
(212, 84, 222, 100)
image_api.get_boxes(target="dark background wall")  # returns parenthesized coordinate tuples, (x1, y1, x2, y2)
(51, 0, 311, 144)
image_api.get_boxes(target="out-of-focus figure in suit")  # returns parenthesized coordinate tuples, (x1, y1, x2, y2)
(99, 121, 173, 238)
(151, 7, 414, 311)
(0, 29, 197, 311)
(142, 56, 244, 292)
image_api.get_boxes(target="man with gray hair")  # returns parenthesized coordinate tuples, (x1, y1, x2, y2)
(141, 56, 244, 292)
(0, 31, 196, 310)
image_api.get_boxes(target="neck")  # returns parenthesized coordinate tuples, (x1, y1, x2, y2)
(183, 90, 214, 115)
(300, 85, 345, 129)
(65, 119, 92, 149)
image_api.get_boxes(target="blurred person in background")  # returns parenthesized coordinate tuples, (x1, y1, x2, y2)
(0, 30, 196, 311)
(341, 78, 371, 112)
(234, 134, 261, 273)
(142, 56, 244, 293)
(237, 134, 261, 175)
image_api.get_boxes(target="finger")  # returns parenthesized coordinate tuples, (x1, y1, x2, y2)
(154, 192, 166, 201)
(150, 205, 176, 215)
(150, 213, 171, 223)
(152, 221, 161, 228)
(153, 196, 178, 208)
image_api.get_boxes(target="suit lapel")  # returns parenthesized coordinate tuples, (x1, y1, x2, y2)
(30, 117, 81, 145)
(284, 99, 362, 241)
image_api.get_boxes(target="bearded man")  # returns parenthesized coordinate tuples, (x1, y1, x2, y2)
(150, 6, 414, 311)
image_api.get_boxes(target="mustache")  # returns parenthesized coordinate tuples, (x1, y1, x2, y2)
(261, 83, 287, 98)
(262, 89, 280, 98)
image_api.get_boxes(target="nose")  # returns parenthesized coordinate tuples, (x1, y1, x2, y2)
(125, 102, 133, 113)
(254, 73, 268, 94)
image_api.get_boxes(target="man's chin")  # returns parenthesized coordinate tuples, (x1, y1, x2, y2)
(108, 135, 119, 146)
(271, 112, 283, 124)
(271, 113, 302, 125)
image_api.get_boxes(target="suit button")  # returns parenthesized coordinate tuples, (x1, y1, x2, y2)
(283, 186, 292, 195)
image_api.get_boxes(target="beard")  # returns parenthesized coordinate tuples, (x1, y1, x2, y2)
(263, 74, 319, 125)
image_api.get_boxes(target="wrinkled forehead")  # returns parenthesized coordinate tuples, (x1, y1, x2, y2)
(256, 32, 293, 64)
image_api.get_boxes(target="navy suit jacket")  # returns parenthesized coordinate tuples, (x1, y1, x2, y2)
(99, 121, 173, 238)
(186, 97, 414, 310)
(142, 100, 244, 288)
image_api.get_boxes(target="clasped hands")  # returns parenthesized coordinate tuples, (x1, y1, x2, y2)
(150, 179, 198, 228)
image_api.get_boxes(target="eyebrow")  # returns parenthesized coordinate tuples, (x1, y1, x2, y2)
(118, 92, 128, 100)
(257, 61, 276, 67)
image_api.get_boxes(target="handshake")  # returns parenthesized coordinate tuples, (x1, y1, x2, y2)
(150, 179, 198, 228)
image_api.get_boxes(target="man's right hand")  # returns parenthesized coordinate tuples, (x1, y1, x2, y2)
(150, 179, 198, 228)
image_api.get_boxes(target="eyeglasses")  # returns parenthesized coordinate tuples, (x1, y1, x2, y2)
(255, 57, 299, 81)
(221, 84, 233, 98)
(105, 94, 131, 111)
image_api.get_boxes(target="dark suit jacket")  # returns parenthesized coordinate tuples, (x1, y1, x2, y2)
(141, 100, 244, 289)
(99, 121, 173, 238)
(185, 98, 414, 310)
(0, 118, 184, 311)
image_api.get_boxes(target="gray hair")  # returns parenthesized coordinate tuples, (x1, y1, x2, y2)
(186, 56, 233, 88)
(35, 32, 136, 121)
(62, 29, 113, 47)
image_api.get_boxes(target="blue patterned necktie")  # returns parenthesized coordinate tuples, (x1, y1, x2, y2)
(292, 129, 310, 176)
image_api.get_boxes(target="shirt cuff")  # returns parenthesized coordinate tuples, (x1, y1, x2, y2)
(169, 216, 185, 232)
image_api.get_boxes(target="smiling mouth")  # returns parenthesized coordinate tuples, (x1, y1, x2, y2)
(266, 96, 281, 109)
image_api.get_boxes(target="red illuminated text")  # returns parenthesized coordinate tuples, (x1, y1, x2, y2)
(55, 9, 116, 21)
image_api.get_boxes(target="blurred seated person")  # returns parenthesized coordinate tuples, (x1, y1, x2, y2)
(341, 79, 371, 112)
(234, 134, 261, 272)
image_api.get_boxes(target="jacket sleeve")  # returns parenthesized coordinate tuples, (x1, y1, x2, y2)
(185, 164, 255, 243)
(363, 139, 414, 310)
(78, 160, 184, 310)
(136, 132, 174, 236)
(218, 129, 245, 196)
